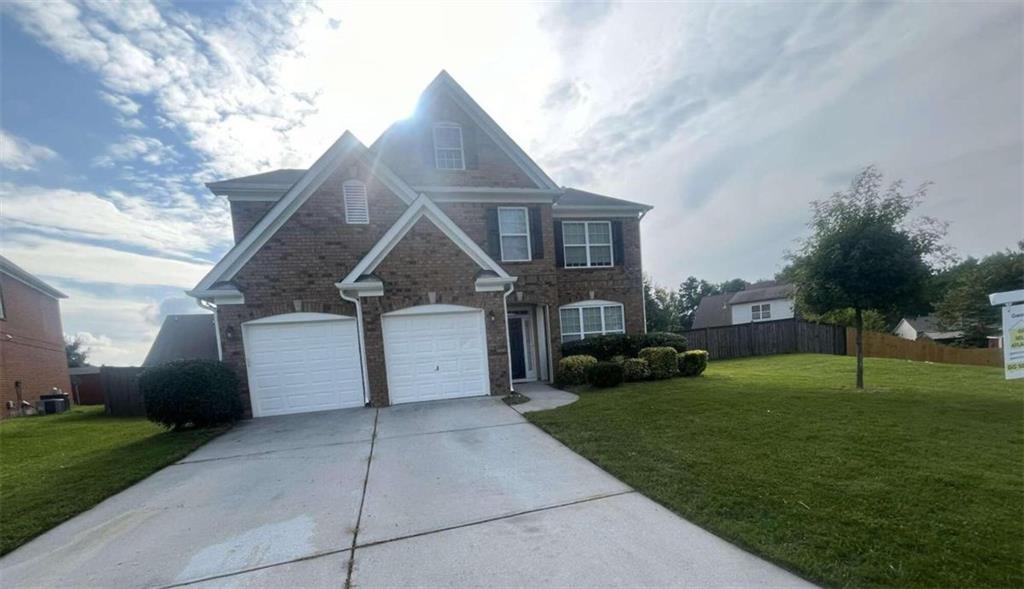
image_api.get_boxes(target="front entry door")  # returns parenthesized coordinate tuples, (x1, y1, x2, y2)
(508, 316, 526, 380)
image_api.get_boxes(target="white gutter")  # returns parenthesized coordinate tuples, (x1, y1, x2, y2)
(502, 282, 515, 393)
(197, 299, 224, 361)
(338, 289, 372, 406)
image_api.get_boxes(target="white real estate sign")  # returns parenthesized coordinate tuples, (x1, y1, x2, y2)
(1001, 303, 1024, 380)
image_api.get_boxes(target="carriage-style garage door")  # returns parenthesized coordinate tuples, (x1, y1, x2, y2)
(382, 305, 490, 405)
(242, 313, 364, 417)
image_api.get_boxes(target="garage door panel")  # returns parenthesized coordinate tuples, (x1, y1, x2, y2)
(383, 308, 490, 405)
(244, 316, 364, 417)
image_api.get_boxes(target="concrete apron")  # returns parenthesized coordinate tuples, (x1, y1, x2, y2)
(0, 396, 814, 589)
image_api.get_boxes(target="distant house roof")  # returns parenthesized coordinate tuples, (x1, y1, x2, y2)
(205, 169, 307, 193)
(902, 315, 962, 340)
(555, 188, 652, 212)
(0, 254, 67, 299)
(142, 314, 219, 367)
(691, 293, 733, 329)
(728, 281, 796, 305)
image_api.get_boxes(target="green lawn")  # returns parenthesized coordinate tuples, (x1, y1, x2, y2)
(0, 407, 223, 555)
(528, 354, 1024, 588)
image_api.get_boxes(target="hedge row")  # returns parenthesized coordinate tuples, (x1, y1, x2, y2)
(556, 347, 709, 389)
(561, 332, 687, 361)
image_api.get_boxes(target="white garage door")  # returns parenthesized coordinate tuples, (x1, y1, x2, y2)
(243, 313, 364, 417)
(382, 305, 490, 404)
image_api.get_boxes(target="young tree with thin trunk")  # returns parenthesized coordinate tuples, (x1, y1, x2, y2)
(790, 166, 950, 388)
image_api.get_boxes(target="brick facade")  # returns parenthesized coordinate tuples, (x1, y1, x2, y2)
(0, 274, 71, 418)
(209, 86, 647, 413)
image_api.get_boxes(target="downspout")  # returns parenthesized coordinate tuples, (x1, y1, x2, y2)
(339, 289, 371, 406)
(198, 299, 223, 361)
(502, 282, 515, 393)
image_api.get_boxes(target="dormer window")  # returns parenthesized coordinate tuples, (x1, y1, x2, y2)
(343, 180, 369, 224)
(433, 122, 465, 170)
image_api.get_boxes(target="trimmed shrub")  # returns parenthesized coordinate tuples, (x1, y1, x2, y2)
(140, 360, 243, 430)
(636, 332, 688, 353)
(610, 355, 626, 366)
(561, 334, 635, 361)
(586, 361, 624, 388)
(638, 347, 678, 380)
(678, 350, 709, 377)
(555, 355, 598, 387)
(622, 358, 651, 382)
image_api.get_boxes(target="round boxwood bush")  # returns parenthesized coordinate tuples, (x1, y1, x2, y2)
(561, 334, 635, 360)
(622, 358, 651, 382)
(638, 346, 679, 380)
(678, 350, 709, 377)
(555, 355, 598, 387)
(586, 361, 624, 388)
(140, 360, 243, 430)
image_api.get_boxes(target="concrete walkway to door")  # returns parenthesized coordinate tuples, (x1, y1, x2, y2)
(0, 395, 814, 588)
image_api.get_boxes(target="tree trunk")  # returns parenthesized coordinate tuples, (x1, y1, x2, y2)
(855, 307, 864, 389)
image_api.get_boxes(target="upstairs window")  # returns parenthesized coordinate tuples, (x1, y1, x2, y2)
(562, 221, 612, 268)
(751, 303, 771, 321)
(559, 301, 625, 342)
(498, 207, 531, 262)
(433, 122, 465, 170)
(343, 180, 369, 224)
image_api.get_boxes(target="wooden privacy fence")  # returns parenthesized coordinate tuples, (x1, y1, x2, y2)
(847, 330, 1003, 368)
(682, 319, 846, 360)
(101, 367, 146, 417)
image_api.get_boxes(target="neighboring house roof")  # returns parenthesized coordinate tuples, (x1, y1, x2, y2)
(555, 188, 652, 213)
(728, 281, 796, 305)
(189, 131, 419, 298)
(0, 254, 67, 299)
(143, 314, 219, 367)
(691, 293, 733, 329)
(901, 315, 963, 340)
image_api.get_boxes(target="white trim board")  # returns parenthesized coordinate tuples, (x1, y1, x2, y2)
(337, 194, 515, 287)
(190, 132, 418, 296)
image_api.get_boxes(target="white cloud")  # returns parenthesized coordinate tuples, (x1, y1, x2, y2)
(0, 129, 57, 170)
(3, 234, 211, 288)
(99, 90, 140, 115)
(1, 182, 229, 256)
(93, 134, 178, 167)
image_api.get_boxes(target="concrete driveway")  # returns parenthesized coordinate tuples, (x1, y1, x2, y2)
(0, 396, 812, 588)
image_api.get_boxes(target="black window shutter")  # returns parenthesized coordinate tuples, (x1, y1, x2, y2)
(611, 220, 624, 266)
(485, 208, 501, 259)
(554, 220, 564, 267)
(529, 207, 543, 260)
(462, 126, 479, 169)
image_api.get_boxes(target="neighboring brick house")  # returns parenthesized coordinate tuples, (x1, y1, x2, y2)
(0, 255, 72, 418)
(189, 71, 652, 417)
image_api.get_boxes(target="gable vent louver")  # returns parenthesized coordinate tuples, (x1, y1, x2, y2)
(343, 180, 369, 224)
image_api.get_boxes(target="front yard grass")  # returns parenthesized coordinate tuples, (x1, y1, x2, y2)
(527, 354, 1023, 588)
(0, 406, 223, 555)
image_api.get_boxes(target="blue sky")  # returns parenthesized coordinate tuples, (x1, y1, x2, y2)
(1, 1, 1021, 365)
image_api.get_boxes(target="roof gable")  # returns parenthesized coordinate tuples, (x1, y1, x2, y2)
(143, 314, 218, 366)
(372, 71, 559, 192)
(338, 194, 512, 288)
(189, 132, 418, 298)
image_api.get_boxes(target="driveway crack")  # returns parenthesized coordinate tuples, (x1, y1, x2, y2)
(345, 407, 378, 589)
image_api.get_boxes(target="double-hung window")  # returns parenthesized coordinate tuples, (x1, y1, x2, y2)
(562, 221, 612, 267)
(498, 207, 531, 262)
(751, 303, 771, 321)
(433, 122, 465, 170)
(559, 301, 625, 342)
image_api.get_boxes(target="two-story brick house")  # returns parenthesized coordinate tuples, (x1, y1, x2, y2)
(0, 255, 72, 418)
(189, 71, 651, 417)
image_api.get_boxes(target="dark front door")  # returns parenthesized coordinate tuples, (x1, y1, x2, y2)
(507, 317, 526, 380)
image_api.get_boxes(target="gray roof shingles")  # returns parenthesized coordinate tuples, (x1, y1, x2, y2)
(690, 293, 733, 329)
(142, 314, 219, 367)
